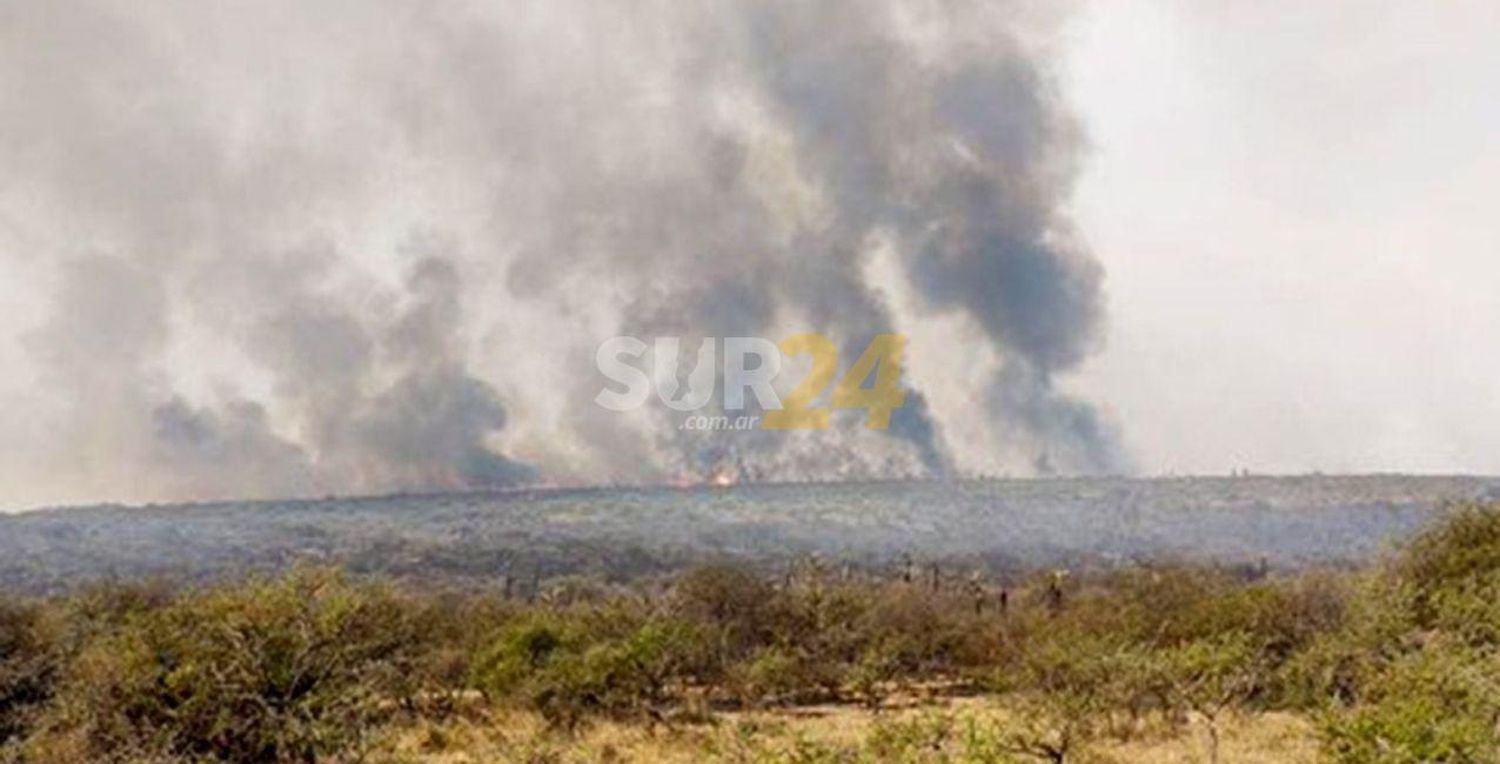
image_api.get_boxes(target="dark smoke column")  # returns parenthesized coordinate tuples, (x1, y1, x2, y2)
(694, 1, 1128, 475)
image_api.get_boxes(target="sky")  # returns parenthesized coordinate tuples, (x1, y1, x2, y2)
(1063, 0, 1500, 475)
(0, 0, 1497, 510)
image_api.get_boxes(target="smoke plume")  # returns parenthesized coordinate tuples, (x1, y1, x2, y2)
(0, 0, 1125, 508)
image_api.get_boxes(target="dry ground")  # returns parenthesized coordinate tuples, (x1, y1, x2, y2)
(374, 695, 1320, 763)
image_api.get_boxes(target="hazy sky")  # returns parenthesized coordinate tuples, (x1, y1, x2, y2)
(1063, 0, 1500, 475)
(0, 0, 1497, 509)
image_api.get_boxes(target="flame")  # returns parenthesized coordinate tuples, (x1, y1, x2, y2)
(669, 464, 740, 489)
(709, 467, 738, 488)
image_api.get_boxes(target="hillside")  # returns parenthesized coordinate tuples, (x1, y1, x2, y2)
(3, 475, 1496, 595)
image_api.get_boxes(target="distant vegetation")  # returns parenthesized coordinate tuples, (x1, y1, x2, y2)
(4, 501, 1500, 762)
(4, 476, 1491, 596)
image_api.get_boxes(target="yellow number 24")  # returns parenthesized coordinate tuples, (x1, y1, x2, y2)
(761, 334, 906, 431)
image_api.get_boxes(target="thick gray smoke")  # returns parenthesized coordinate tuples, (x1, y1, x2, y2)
(0, 0, 1125, 508)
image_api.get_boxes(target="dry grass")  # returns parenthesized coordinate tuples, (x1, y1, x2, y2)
(1103, 712, 1318, 764)
(374, 695, 1320, 763)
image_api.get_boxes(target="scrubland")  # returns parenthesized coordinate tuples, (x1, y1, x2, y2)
(5, 502, 1500, 762)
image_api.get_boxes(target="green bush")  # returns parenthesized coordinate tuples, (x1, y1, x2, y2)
(727, 645, 844, 708)
(1307, 503, 1500, 762)
(470, 611, 709, 728)
(987, 630, 1137, 761)
(671, 565, 776, 658)
(1279, 573, 1418, 710)
(25, 568, 426, 763)
(1401, 502, 1500, 604)
(1318, 638, 1500, 763)
(0, 598, 57, 747)
(470, 614, 579, 698)
(1155, 632, 1268, 764)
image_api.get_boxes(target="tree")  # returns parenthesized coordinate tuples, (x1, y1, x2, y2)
(1158, 632, 1265, 764)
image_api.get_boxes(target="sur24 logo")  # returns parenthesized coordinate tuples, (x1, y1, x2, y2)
(595, 334, 906, 430)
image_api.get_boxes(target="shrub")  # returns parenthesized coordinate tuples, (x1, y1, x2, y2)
(858, 585, 990, 676)
(1280, 572, 1419, 707)
(25, 568, 426, 763)
(1307, 503, 1500, 763)
(470, 614, 580, 700)
(0, 598, 57, 747)
(849, 640, 902, 709)
(1155, 632, 1268, 764)
(1318, 638, 1500, 763)
(727, 645, 841, 708)
(671, 565, 775, 656)
(470, 612, 708, 728)
(863, 711, 958, 763)
(988, 631, 1132, 762)
(1401, 502, 1500, 606)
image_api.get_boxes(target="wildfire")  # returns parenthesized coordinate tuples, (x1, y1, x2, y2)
(708, 466, 739, 488)
(670, 464, 741, 489)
